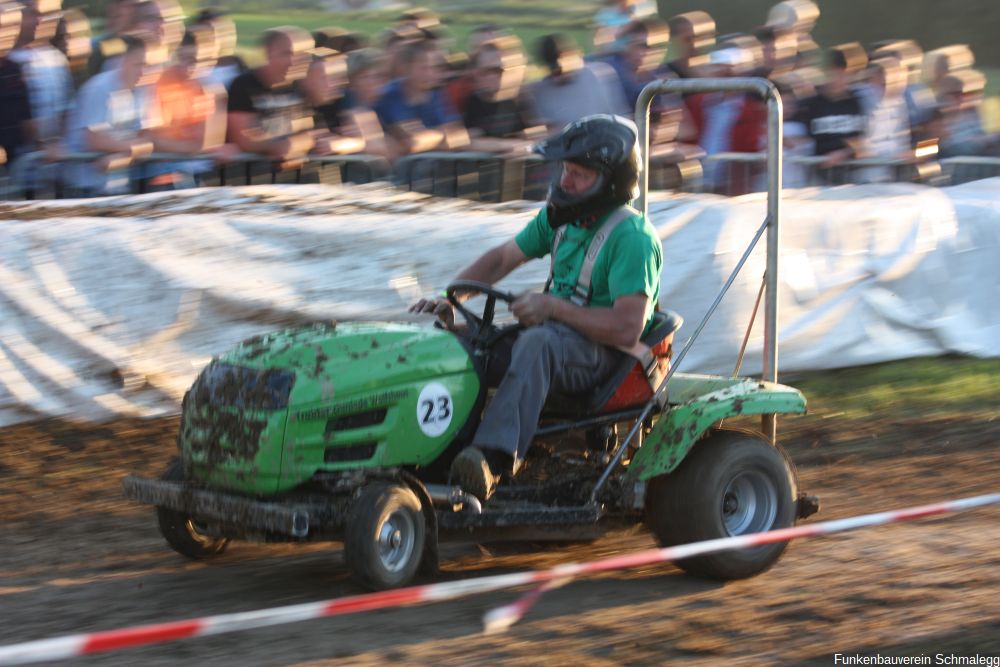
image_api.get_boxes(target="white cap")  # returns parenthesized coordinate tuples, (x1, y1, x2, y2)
(710, 47, 749, 68)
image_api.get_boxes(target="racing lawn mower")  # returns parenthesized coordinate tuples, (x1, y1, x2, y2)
(123, 78, 819, 590)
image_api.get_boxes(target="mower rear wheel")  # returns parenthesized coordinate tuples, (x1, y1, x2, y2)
(156, 460, 230, 559)
(345, 483, 426, 590)
(645, 429, 796, 580)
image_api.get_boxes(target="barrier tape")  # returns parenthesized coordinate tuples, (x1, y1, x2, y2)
(1, 492, 998, 666)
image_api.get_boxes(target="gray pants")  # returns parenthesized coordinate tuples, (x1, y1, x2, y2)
(472, 321, 623, 461)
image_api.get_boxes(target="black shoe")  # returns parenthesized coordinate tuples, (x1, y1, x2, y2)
(450, 446, 512, 502)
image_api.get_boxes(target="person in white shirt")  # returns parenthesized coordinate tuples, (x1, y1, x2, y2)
(861, 57, 911, 184)
(63, 34, 163, 195)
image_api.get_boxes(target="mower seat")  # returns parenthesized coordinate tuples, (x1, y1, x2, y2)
(543, 309, 683, 418)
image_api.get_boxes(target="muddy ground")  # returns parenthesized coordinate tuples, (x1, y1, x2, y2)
(1, 409, 999, 666)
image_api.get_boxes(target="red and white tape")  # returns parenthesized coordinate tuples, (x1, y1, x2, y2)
(1, 492, 998, 666)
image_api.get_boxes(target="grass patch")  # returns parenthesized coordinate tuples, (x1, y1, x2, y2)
(789, 356, 1000, 420)
(231, 11, 594, 59)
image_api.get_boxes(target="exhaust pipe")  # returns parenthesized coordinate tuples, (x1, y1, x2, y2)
(425, 484, 483, 514)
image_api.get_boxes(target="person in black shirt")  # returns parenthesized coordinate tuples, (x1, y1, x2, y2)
(462, 36, 544, 154)
(0, 2, 31, 165)
(796, 44, 867, 167)
(227, 26, 315, 165)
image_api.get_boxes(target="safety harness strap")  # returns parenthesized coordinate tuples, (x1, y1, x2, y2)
(571, 205, 638, 306)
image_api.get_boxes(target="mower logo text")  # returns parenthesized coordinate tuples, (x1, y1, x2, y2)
(295, 389, 409, 421)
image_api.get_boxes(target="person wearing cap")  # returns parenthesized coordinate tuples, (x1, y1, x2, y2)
(409, 115, 662, 502)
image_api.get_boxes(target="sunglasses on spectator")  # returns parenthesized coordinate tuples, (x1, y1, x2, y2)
(478, 65, 504, 74)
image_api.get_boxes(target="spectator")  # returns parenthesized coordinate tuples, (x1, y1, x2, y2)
(10, 0, 73, 148)
(343, 47, 393, 160)
(51, 7, 90, 86)
(796, 44, 868, 169)
(63, 34, 162, 195)
(923, 45, 975, 95)
(936, 70, 999, 158)
(605, 16, 670, 111)
(666, 11, 714, 79)
(144, 26, 229, 190)
(374, 38, 468, 156)
(869, 41, 935, 133)
(445, 23, 503, 116)
(86, 0, 134, 77)
(462, 36, 544, 154)
(191, 8, 246, 89)
(227, 27, 315, 166)
(686, 47, 766, 194)
(300, 48, 366, 156)
(0, 2, 31, 165)
(860, 57, 912, 183)
(529, 33, 628, 132)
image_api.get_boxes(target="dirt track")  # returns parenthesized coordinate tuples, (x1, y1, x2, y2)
(2, 410, 1000, 666)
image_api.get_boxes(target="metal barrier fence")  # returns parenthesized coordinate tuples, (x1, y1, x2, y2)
(1, 150, 998, 202)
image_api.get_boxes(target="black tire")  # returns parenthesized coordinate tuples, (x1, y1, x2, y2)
(345, 483, 426, 590)
(156, 460, 230, 559)
(645, 429, 797, 580)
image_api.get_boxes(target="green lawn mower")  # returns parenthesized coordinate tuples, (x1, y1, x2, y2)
(123, 78, 819, 590)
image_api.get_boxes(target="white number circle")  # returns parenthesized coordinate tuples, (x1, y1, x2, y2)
(416, 382, 454, 438)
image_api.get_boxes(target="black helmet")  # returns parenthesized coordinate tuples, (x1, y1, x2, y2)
(533, 114, 642, 227)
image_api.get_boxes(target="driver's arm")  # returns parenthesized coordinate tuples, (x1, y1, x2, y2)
(515, 293, 650, 349)
(408, 239, 528, 319)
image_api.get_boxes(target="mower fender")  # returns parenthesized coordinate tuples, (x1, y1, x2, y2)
(626, 375, 806, 485)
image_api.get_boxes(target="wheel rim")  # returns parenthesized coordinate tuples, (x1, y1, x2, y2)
(376, 509, 416, 573)
(721, 470, 778, 536)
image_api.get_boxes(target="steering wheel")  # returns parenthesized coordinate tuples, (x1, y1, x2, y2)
(445, 280, 520, 348)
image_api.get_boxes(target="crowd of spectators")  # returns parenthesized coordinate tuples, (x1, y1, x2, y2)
(0, 0, 998, 196)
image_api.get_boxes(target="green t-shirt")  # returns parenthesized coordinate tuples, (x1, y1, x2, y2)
(515, 206, 663, 330)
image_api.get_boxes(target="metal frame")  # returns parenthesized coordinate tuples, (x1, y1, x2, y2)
(637, 77, 783, 442)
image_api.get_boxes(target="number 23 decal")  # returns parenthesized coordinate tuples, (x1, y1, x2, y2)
(416, 383, 453, 437)
(421, 396, 451, 424)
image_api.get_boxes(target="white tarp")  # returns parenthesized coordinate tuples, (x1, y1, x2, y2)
(0, 180, 998, 426)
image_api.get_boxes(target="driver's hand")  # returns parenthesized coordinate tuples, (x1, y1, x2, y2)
(511, 293, 555, 327)
(409, 297, 455, 329)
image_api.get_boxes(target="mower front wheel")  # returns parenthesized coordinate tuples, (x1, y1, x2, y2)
(345, 483, 426, 590)
(156, 460, 230, 559)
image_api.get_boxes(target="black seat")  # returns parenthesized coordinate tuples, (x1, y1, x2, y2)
(543, 309, 683, 417)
